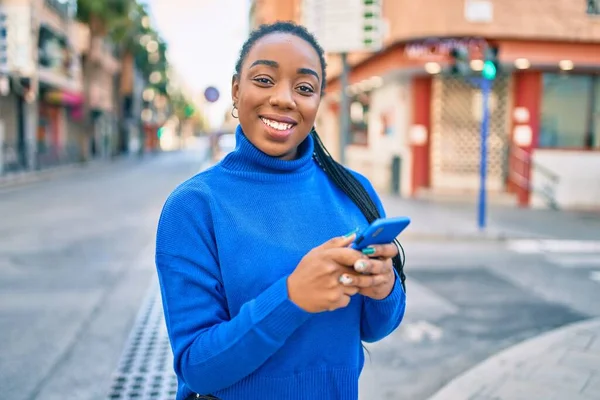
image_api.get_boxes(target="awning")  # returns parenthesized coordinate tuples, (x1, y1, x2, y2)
(43, 90, 83, 106)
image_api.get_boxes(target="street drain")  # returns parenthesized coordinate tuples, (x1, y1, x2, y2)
(106, 282, 178, 400)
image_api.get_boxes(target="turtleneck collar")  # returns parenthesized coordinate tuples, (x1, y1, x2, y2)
(220, 124, 316, 179)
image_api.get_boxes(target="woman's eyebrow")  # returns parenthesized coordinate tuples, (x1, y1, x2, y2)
(297, 68, 319, 81)
(250, 59, 278, 68)
(249, 60, 320, 81)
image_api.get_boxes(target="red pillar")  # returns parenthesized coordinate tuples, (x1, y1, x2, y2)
(509, 71, 542, 206)
(410, 76, 432, 196)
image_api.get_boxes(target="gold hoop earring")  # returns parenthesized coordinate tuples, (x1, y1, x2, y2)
(231, 105, 239, 119)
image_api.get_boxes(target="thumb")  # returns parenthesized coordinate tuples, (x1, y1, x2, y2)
(321, 228, 360, 250)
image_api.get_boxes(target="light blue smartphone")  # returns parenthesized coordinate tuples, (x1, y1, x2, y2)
(351, 217, 411, 250)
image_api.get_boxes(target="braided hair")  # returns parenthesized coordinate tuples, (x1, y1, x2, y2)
(234, 21, 406, 291)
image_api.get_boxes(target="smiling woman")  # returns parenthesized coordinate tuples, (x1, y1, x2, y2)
(232, 32, 323, 160)
(155, 21, 407, 400)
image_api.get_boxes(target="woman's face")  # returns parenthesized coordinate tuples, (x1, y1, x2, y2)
(232, 33, 322, 160)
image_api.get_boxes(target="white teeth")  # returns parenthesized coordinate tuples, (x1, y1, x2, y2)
(261, 117, 293, 131)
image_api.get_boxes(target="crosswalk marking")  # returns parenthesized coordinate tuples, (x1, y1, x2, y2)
(550, 255, 600, 268)
(399, 320, 444, 343)
(507, 239, 600, 284)
(507, 239, 600, 254)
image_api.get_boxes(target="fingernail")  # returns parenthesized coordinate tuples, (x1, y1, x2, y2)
(344, 227, 360, 238)
(355, 260, 369, 273)
(362, 247, 376, 255)
(339, 274, 353, 285)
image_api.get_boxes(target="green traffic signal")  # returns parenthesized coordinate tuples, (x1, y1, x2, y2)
(157, 127, 164, 138)
(482, 60, 497, 80)
(184, 105, 195, 117)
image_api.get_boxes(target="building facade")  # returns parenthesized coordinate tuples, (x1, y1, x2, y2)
(73, 21, 121, 160)
(250, 0, 600, 210)
(0, 0, 41, 173)
(249, 0, 301, 30)
(0, 0, 86, 173)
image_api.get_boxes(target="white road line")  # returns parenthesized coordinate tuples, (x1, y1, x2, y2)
(507, 239, 600, 254)
(399, 320, 444, 343)
(589, 271, 600, 283)
(550, 255, 600, 268)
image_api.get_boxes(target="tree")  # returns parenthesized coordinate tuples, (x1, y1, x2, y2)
(76, 0, 132, 125)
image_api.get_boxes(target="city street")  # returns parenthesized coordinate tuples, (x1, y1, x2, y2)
(1, 147, 599, 400)
(0, 146, 207, 400)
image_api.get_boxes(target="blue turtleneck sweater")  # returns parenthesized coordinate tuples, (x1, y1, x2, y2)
(155, 125, 406, 400)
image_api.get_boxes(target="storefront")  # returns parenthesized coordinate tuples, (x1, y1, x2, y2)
(36, 21, 84, 167)
(429, 74, 511, 192)
(323, 38, 600, 209)
(513, 70, 600, 209)
(37, 87, 83, 167)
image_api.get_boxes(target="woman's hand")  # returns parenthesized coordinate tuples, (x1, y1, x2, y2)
(287, 233, 388, 313)
(351, 243, 398, 300)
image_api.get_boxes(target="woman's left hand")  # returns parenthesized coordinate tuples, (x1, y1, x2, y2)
(352, 243, 397, 300)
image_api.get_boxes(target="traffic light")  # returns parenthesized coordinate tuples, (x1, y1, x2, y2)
(482, 46, 499, 80)
(157, 127, 164, 138)
(184, 104, 195, 118)
(449, 46, 470, 76)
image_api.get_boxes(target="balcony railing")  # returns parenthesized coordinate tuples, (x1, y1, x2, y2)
(45, 0, 76, 19)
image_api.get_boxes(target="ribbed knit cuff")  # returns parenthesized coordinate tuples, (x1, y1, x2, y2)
(250, 276, 312, 343)
(364, 271, 405, 312)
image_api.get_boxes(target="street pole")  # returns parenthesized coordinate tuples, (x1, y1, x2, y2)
(478, 78, 491, 230)
(339, 52, 350, 166)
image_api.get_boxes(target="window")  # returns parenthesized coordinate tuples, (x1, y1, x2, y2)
(540, 74, 600, 149)
(588, 0, 600, 15)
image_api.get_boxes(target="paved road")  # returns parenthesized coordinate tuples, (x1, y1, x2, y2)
(358, 239, 600, 399)
(1, 146, 598, 400)
(0, 148, 206, 400)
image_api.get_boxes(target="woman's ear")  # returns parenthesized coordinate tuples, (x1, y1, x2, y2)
(231, 74, 240, 105)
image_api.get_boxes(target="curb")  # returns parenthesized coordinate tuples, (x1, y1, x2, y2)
(427, 317, 600, 400)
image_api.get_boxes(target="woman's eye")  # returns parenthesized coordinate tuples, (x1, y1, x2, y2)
(254, 77, 272, 85)
(298, 85, 314, 93)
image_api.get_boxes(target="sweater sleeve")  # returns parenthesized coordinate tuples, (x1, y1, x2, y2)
(155, 181, 311, 394)
(350, 171, 407, 343)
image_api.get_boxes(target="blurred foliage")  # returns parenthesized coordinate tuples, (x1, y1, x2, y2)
(76, 0, 198, 123)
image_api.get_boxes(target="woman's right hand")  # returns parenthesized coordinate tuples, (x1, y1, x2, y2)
(286, 232, 386, 313)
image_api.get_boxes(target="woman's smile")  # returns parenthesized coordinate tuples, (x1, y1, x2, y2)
(260, 116, 298, 141)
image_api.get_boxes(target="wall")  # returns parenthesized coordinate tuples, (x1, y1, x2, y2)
(249, 0, 301, 29)
(314, 100, 340, 161)
(0, 94, 20, 171)
(383, 0, 600, 45)
(346, 78, 413, 195)
(325, 0, 600, 81)
(531, 150, 600, 210)
(89, 69, 115, 112)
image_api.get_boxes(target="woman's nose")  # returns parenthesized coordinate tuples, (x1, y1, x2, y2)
(269, 86, 296, 110)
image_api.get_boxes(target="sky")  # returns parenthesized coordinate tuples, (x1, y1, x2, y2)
(144, 0, 250, 128)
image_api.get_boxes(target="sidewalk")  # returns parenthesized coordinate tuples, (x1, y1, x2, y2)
(428, 317, 600, 400)
(380, 195, 600, 241)
(0, 154, 151, 190)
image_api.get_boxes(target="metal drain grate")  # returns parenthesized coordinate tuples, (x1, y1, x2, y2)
(106, 282, 178, 400)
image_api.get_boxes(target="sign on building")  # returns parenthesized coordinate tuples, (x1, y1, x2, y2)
(0, 11, 7, 74)
(0, 5, 34, 77)
(302, 0, 383, 54)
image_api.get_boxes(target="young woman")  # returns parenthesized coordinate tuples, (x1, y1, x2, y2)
(155, 21, 406, 400)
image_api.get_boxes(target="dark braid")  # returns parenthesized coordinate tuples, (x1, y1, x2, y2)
(234, 21, 406, 291)
(311, 129, 406, 292)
